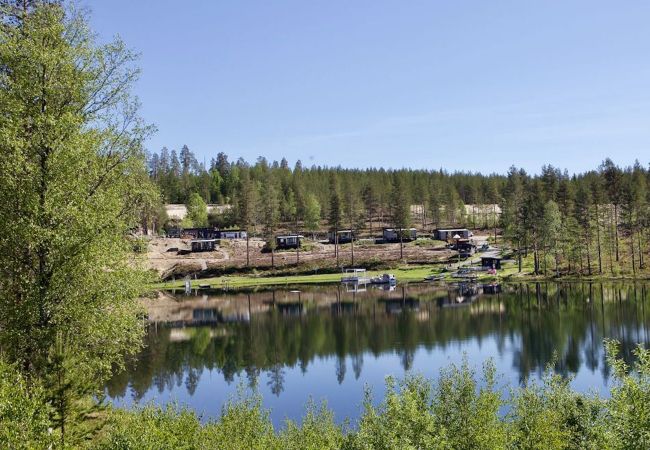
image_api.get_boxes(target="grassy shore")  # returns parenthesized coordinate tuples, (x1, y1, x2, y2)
(154, 254, 650, 290)
(155, 265, 442, 289)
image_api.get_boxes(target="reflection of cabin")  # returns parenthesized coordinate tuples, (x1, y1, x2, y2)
(482, 283, 502, 294)
(191, 239, 218, 252)
(383, 227, 417, 242)
(219, 229, 247, 239)
(481, 256, 502, 269)
(277, 302, 304, 316)
(381, 298, 420, 314)
(434, 228, 471, 241)
(192, 308, 219, 321)
(276, 235, 303, 249)
(328, 229, 355, 244)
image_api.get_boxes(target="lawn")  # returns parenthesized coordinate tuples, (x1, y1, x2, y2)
(156, 265, 444, 289)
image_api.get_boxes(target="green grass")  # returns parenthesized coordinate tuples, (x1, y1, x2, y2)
(154, 250, 650, 291)
(154, 263, 516, 290)
(157, 265, 448, 289)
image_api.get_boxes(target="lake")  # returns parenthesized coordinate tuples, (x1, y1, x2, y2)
(106, 281, 650, 426)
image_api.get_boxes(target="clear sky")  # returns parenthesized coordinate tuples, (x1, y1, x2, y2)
(85, 1, 650, 174)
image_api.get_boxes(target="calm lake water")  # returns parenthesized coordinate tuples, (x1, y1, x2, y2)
(106, 282, 650, 426)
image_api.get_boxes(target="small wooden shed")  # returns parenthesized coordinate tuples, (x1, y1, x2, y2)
(383, 228, 417, 242)
(219, 229, 247, 239)
(191, 239, 218, 252)
(435, 228, 471, 241)
(276, 235, 303, 249)
(481, 256, 502, 270)
(328, 230, 355, 244)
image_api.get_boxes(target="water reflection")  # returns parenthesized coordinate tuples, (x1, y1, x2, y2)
(106, 282, 650, 424)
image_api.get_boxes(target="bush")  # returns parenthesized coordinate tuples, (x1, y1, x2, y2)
(605, 339, 650, 448)
(280, 399, 343, 450)
(0, 361, 53, 449)
(95, 405, 201, 450)
(349, 376, 447, 450)
(8, 341, 650, 448)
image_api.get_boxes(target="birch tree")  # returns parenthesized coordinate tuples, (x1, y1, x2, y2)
(0, 2, 156, 444)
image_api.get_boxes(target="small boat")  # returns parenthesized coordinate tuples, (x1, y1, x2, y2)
(424, 274, 444, 281)
(370, 273, 396, 285)
(341, 268, 370, 284)
(198, 283, 211, 289)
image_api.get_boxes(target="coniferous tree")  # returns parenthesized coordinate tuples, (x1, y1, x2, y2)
(261, 174, 279, 268)
(328, 174, 342, 266)
(391, 174, 411, 260)
(600, 159, 623, 262)
(237, 170, 256, 267)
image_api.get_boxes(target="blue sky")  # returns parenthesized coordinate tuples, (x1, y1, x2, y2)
(85, 1, 650, 174)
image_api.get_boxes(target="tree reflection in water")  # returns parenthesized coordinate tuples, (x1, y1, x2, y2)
(106, 282, 650, 410)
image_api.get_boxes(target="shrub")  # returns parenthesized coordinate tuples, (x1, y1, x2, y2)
(605, 339, 650, 449)
(280, 399, 343, 450)
(0, 361, 53, 449)
(94, 404, 202, 449)
(432, 359, 506, 449)
(348, 376, 447, 450)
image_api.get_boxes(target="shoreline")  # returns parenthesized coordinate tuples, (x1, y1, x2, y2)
(152, 265, 650, 291)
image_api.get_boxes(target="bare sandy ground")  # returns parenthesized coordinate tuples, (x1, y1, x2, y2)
(144, 232, 493, 279)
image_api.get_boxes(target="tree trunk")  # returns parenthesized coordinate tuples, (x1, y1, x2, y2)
(399, 233, 404, 260)
(595, 204, 602, 274)
(335, 230, 339, 267)
(586, 236, 592, 276)
(246, 234, 250, 267)
(614, 204, 620, 261)
(351, 232, 355, 266)
(493, 204, 497, 245)
(296, 219, 300, 264)
(638, 232, 644, 269)
(631, 231, 636, 276)
(271, 248, 275, 268)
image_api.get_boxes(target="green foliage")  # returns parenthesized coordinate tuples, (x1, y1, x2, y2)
(0, 2, 154, 445)
(304, 193, 322, 234)
(0, 360, 53, 449)
(349, 376, 448, 450)
(186, 192, 208, 227)
(8, 339, 650, 448)
(605, 339, 650, 449)
(281, 400, 343, 450)
(507, 368, 607, 449)
(203, 392, 278, 450)
(96, 404, 203, 450)
(433, 360, 506, 449)
(131, 236, 149, 253)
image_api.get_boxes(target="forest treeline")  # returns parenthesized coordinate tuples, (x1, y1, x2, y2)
(148, 146, 650, 277)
